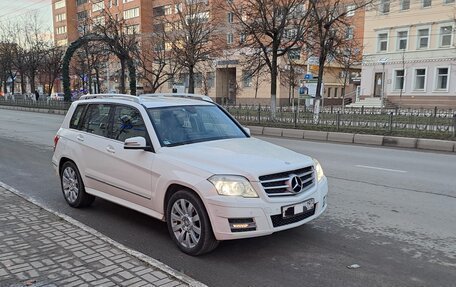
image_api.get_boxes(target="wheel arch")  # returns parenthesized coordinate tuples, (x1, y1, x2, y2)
(163, 184, 204, 222)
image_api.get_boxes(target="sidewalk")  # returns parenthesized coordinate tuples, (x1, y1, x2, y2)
(0, 185, 202, 287)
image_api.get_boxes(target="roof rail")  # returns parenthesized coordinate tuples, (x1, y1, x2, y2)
(79, 94, 139, 103)
(139, 93, 213, 102)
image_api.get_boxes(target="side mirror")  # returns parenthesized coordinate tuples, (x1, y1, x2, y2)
(124, 136, 151, 151)
(243, 127, 251, 136)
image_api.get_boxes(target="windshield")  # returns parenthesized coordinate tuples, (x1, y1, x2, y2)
(148, 105, 247, 147)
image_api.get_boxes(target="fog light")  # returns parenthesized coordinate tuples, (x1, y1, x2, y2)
(228, 218, 256, 232)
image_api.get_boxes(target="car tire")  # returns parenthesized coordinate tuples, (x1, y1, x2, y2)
(166, 190, 219, 255)
(60, 161, 95, 208)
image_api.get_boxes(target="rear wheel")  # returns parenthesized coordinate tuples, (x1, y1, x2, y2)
(166, 190, 219, 255)
(60, 161, 95, 208)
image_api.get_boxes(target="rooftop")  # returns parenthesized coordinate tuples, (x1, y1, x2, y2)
(77, 93, 214, 108)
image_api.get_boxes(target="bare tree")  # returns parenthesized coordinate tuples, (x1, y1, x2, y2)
(21, 13, 50, 94)
(135, 31, 180, 93)
(227, 0, 310, 117)
(307, 0, 372, 116)
(163, 0, 222, 94)
(41, 46, 65, 96)
(332, 37, 362, 108)
(90, 10, 139, 94)
(280, 50, 306, 106)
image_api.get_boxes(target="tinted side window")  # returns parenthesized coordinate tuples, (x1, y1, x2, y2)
(111, 106, 147, 142)
(80, 104, 112, 137)
(69, 104, 86, 130)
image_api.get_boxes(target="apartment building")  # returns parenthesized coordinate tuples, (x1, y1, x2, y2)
(52, 0, 365, 105)
(360, 0, 456, 108)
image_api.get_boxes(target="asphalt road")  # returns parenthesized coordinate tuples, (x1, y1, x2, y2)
(0, 109, 455, 287)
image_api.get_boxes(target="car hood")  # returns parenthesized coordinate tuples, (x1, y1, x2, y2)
(159, 137, 314, 181)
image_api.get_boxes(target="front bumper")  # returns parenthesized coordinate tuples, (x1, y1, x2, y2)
(201, 177, 328, 241)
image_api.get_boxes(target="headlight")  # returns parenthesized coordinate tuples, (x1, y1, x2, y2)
(313, 159, 325, 182)
(208, 175, 258, 198)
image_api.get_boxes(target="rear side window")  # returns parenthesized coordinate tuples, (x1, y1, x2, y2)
(111, 106, 147, 142)
(69, 104, 86, 130)
(80, 104, 112, 137)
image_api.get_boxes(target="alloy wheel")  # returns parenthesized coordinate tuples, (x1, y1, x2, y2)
(170, 199, 201, 249)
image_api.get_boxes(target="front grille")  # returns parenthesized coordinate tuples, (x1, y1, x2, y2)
(270, 204, 316, 227)
(259, 166, 315, 197)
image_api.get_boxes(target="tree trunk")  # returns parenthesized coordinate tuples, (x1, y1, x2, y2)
(270, 55, 278, 119)
(188, 65, 195, 94)
(30, 73, 36, 94)
(313, 52, 327, 120)
(120, 58, 126, 94)
(20, 76, 26, 94)
(95, 69, 100, 94)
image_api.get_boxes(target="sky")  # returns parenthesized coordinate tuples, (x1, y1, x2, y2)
(0, 0, 53, 31)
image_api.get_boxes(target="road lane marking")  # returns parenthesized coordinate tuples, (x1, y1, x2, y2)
(355, 165, 407, 173)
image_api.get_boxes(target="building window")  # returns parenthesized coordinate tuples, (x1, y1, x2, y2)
(77, 11, 88, 21)
(227, 12, 234, 23)
(153, 6, 164, 16)
(435, 67, 449, 90)
(195, 73, 203, 88)
(422, 0, 432, 7)
(394, 69, 405, 90)
(92, 1, 105, 12)
(55, 13, 66, 22)
(397, 31, 408, 50)
(378, 33, 388, 52)
(379, 0, 390, 13)
(123, 0, 134, 3)
(414, 68, 426, 90)
(93, 16, 105, 26)
(242, 70, 252, 87)
(109, 0, 118, 7)
(345, 27, 354, 40)
(126, 25, 139, 34)
(346, 5, 355, 17)
(227, 33, 233, 44)
(76, 0, 87, 6)
(240, 33, 246, 44)
(440, 26, 453, 47)
(164, 5, 172, 15)
(400, 0, 410, 10)
(175, 3, 182, 13)
(444, 0, 455, 3)
(56, 26, 67, 35)
(55, 0, 65, 9)
(288, 48, 301, 60)
(207, 72, 215, 88)
(124, 7, 140, 19)
(417, 28, 429, 49)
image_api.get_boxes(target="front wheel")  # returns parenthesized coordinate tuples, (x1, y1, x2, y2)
(60, 161, 95, 208)
(166, 190, 219, 255)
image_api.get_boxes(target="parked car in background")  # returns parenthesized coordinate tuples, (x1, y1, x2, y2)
(51, 92, 65, 100)
(52, 93, 328, 255)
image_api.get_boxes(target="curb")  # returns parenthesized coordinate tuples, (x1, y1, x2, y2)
(0, 180, 207, 287)
(0, 105, 67, 115)
(247, 125, 456, 153)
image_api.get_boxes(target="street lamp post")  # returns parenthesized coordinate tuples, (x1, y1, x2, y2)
(378, 58, 388, 109)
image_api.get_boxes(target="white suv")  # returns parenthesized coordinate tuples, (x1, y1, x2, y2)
(52, 93, 328, 255)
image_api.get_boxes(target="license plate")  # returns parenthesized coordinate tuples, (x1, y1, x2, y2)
(282, 198, 315, 218)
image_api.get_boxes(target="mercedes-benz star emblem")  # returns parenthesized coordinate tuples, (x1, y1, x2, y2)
(287, 175, 303, 193)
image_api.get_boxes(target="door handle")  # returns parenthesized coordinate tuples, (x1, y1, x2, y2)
(76, 135, 84, 142)
(106, 146, 115, 154)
